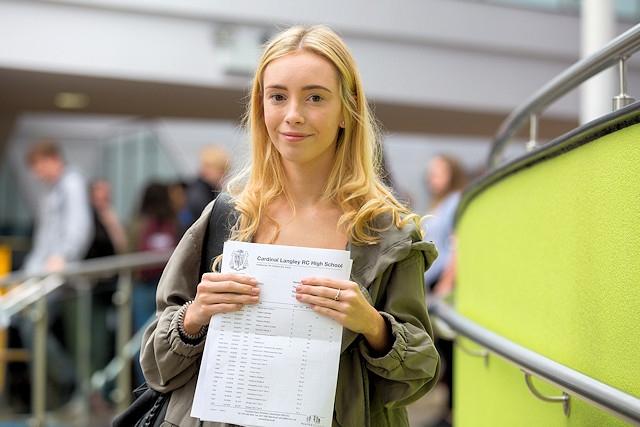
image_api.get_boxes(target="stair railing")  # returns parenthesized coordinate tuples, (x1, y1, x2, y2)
(430, 301, 640, 425)
(489, 23, 640, 168)
(0, 250, 173, 427)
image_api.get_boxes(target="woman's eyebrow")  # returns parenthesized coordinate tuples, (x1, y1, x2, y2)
(264, 84, 286, 90)
(264, 84, 332, 93)
(302, 85, 332, 93)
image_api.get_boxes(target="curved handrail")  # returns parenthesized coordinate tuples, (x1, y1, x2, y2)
(489, 23, 640, 168)
(456, 101, 640, 224)
(430, 301, 640, 425)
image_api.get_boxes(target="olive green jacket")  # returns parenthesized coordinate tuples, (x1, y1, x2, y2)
(140, 198, 440, 427)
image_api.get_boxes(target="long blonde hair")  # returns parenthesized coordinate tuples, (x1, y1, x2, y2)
(227, 25, 419, 245)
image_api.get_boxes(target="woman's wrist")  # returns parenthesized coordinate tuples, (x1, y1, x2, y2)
(177, 300, 208, 342)
(363, 310, 392, 355)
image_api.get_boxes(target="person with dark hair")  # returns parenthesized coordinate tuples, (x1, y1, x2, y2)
(168, 180, 191, 236)
(129, 181, 180, 385)
(135, 25, 440, 427)
(84, 179, 128, 399)
(86, 179, 128, 260)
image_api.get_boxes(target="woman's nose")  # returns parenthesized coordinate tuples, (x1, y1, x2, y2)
(285, 102, 304, 124)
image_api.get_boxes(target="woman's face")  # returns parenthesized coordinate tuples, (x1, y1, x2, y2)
(262, 51, 345, 171)
(427, 157, 451, 196)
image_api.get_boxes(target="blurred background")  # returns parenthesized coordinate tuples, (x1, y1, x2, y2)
(1, 0, 638, 267)
(0, 1, 639, 425)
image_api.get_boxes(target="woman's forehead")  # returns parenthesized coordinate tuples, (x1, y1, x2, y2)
(263, 51, 339, 89)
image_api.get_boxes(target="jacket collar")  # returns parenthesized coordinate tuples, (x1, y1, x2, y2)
(339, 215, 430, 353)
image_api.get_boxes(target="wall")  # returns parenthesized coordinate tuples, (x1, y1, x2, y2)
(4, 0, 638, 116)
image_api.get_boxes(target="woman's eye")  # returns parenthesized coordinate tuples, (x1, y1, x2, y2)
(309, 94, 323, 102)
(269, 93, 285, 102)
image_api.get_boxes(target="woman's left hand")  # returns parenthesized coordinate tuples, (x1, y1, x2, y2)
(296, 277, 392, 354)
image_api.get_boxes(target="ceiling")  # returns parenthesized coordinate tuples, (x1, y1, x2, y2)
(0, 67, 579, 149)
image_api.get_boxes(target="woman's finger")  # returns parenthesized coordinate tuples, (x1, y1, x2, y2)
(199, 274, 259, 294)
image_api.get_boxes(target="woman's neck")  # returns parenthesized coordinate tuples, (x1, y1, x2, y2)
(281, 162, 332, 209)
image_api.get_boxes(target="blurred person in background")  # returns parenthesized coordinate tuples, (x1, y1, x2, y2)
(168, 180, 191, 236)
(422, 153, 468, 427)
(15, 139, 94, 408)
(128, 181, 180, 386)
(84, 179, 128, 405)
(185, 145, 230, 226)
(22, 140, 94, 275)
(86, 179, 128, 259)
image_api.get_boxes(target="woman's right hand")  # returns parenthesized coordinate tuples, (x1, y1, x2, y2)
(182, 272, 260, 335)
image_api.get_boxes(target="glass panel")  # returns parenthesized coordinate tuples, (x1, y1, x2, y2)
(103, 129, 180, 224)
(0, 158, 31, 236)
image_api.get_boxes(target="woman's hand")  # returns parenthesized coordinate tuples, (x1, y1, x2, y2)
(182, 272, 260, 335)
(295, 277, 392, 354)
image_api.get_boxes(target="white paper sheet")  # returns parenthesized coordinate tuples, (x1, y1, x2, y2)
(191, 241, 352, 427)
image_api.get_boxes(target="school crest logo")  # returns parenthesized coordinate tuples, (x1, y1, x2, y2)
(229, 249, 249, 271)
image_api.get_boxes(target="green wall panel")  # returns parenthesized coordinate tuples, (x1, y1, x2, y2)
(454, 121, 640, 426)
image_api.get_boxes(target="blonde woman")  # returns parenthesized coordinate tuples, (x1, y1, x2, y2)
(139, 25, 440, 427)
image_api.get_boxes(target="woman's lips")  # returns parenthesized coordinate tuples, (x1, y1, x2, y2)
(281, 132, 309, 142)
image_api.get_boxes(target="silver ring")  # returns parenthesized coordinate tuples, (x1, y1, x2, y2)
(334, 289, 341, 301)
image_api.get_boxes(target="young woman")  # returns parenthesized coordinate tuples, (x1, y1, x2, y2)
(423, 154, 468, 427)
(139, 25, 440, 427)
(423, 154, 467, 296)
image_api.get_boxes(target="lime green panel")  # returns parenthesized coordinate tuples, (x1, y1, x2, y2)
(455, 122, 640, 426)
(455, 343, 629, 427)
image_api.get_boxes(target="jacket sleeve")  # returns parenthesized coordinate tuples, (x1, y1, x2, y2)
(358, 239, 441, 408)
(139, 202, 214, 393)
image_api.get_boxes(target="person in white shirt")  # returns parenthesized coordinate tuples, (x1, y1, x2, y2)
(17, 139, 94, 408)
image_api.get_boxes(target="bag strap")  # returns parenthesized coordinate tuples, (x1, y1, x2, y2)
(199, 193, 238, 276)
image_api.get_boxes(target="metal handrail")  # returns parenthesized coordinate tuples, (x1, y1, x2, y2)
(489, 23, 640, 168)
(430, 301, 640, 425)
(0, 250, 173, 287)
(0, 250, 173, 323)
(0, 250, 173, 427)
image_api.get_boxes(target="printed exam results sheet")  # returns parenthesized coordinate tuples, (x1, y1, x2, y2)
(191, 241, 352, 427)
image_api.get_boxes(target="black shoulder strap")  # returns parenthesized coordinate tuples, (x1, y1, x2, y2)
(199, 193, 238, 275)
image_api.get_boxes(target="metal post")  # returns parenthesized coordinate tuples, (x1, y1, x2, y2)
(613, 56, 636, 110)
(30, 297, 47, 427)
(75, 277, 93, 425)
(525, 113, 539, 152)
(112, 268, 133, 414)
